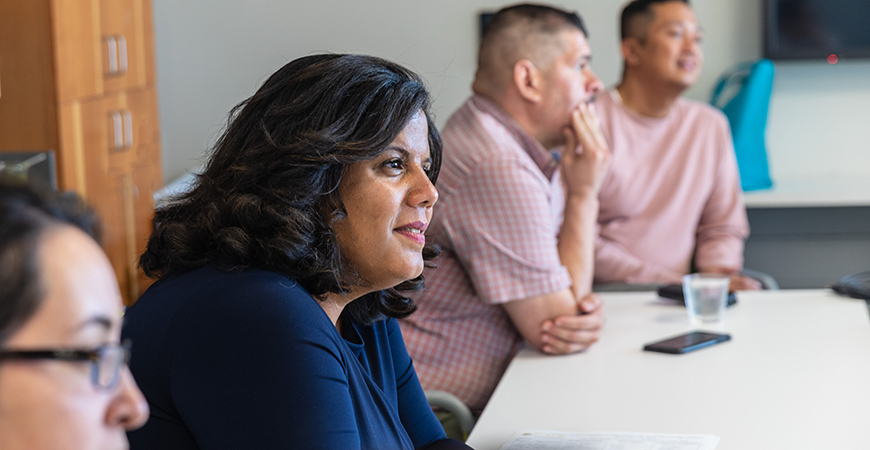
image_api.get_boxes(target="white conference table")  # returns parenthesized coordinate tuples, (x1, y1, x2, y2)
(466, 289, 870, 450)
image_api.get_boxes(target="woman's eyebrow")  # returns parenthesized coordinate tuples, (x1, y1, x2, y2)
(74, 315, 113, 334)
(383, 147, 413, 162)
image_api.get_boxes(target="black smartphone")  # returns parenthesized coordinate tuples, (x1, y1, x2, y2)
(643, 331, 731, 354)
(657, 284, 738, 307)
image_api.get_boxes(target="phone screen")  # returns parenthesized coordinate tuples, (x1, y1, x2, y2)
(643, 331, 731, 354)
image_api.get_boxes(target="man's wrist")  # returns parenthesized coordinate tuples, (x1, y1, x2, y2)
(697, 266, 740, 275)
(565, 191, 599, 212)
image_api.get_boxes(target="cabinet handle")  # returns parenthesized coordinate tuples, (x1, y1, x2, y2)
(116, 35, 128, 75)
(104, 35, 118, 75)
(122, 110, 133, 148)
(111, 111, 124, 150)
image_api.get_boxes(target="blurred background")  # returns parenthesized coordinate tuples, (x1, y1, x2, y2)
(2, 0, 869, 295)
(152, 0, 870, 185)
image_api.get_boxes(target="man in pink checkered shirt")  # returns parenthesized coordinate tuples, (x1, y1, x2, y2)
(400, 4, 610, 414)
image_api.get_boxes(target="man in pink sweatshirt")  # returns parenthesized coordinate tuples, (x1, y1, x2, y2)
(593, 0, 759, 290)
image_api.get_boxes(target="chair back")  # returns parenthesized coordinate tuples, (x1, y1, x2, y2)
(711, 59, 775, 192)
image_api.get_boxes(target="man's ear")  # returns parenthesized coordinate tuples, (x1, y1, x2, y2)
(621, 38, 642, 67)
(513, 59, 543, 103)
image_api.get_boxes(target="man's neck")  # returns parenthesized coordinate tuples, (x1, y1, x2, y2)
(615, 76, 684, 118)
(481, 91, 552, 149)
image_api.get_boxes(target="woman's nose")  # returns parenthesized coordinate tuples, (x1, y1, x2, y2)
(407, 168, 438, 208)
(106, 368, 150, 430)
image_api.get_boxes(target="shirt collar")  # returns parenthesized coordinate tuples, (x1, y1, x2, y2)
(471, 95, 561, 180)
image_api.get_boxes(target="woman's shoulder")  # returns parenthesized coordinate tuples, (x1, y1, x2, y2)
(346, 316, 404, 357)
(132, 265, 332, 333)
(148, 263, 303, 297)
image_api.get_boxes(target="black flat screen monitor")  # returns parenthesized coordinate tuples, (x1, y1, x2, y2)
(765, 0, 870, 60)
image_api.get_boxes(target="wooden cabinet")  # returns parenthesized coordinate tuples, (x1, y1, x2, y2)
(0, 0, 163, 305)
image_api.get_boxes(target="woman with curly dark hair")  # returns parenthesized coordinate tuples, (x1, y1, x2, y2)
(122, 54, 470, 449)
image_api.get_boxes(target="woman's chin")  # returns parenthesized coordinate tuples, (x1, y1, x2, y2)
(408, 260, 425, 280)
(391, 264, 425, 288)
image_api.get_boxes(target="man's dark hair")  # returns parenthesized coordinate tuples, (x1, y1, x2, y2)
(621, 0, 690, 40)
(139, 54, 442, 325)
(476, 4, 589, 86)
(0, 183, 100, 345)
(482, 4, 588, 41)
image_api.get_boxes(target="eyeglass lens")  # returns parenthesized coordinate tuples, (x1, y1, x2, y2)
(93, 344, 129, 390)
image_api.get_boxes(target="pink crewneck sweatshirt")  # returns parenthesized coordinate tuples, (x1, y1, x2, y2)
(592, 89, 749, 284)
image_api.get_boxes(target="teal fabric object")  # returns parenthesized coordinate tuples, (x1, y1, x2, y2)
(710, 59, 775, 191)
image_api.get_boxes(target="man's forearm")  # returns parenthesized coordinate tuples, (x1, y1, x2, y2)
(694, 228, 747, 273)
(695, 222, 749, 270)
(594, 235, 683, 284)
(557, 192, 599, 301)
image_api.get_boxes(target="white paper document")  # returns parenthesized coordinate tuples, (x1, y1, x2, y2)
(499, 430, 719, 450)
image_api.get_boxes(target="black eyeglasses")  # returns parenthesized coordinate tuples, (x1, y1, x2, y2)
(0, 340, 131, 391)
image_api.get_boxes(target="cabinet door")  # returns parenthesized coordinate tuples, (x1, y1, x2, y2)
(50, 0, 102, 102)
(0, 0, 60, 150)
(51, 0, 149, 102)
(128, 87, 162, 301)
(99, 0, 149, 94)
(78, 88, 161, 304)
(131, 157, 161, 298)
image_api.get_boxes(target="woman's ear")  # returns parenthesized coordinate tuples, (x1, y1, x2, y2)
(513, 59, 543, 103)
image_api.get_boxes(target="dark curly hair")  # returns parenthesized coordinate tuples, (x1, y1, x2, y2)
(139, 54, 442, 324)
(0, 182, 100, 345)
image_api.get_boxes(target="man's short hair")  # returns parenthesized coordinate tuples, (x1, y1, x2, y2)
(620, 0, 690, 40)
(478, 4, 588, 79)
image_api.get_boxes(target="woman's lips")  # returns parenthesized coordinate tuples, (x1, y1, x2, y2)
(394, 222, 427, 245)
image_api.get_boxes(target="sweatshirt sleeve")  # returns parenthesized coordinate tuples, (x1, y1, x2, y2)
(694, 114, 750, 272)
(594, 231, 685, 284)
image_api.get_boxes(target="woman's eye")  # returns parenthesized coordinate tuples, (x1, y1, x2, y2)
(383, 158, 404, 171)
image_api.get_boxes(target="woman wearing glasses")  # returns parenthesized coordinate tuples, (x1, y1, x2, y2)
(0, 184, 149, 449)
(122, 54, 470, 449)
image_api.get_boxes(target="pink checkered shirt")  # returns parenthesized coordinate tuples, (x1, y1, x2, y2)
(400, 96, 572, 413)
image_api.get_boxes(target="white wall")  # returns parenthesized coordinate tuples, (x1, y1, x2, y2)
(153, 0, 870, 184)
(767, 61, 870, 179)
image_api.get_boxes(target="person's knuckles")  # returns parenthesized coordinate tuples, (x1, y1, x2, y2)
(551, 328, 578, 341)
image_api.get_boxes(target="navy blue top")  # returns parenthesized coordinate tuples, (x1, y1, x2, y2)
(123, 265, 451, 450)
